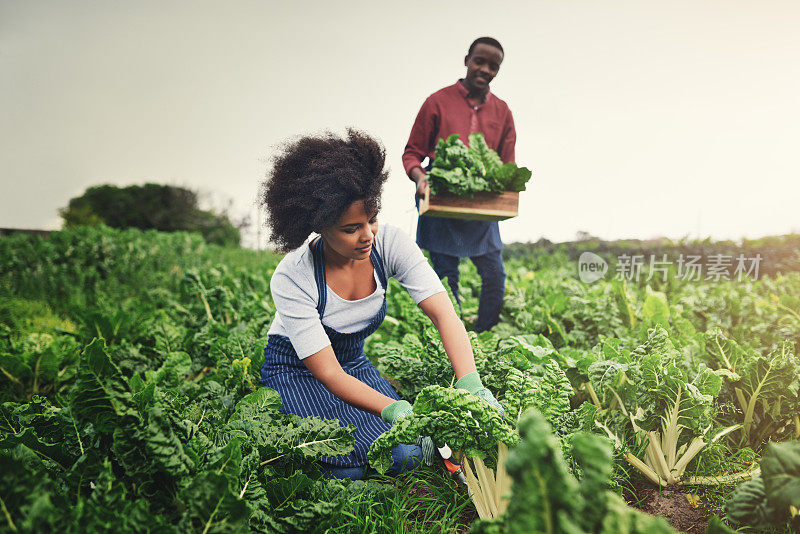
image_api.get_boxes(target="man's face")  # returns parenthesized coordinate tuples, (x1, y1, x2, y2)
(464, 43, 504, 92)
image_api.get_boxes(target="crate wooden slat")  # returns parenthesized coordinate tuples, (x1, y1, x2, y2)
(419, 189, 519, 221)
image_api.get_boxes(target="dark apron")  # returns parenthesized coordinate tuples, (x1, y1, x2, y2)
(260, 238, 401, 467)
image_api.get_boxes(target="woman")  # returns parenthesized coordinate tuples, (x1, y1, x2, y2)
(259, 129, 502, 480)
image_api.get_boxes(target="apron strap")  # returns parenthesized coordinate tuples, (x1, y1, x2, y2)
(312, 237, 388, 319)
(312, 238, 327, 318)
(370, 246, 388, 290)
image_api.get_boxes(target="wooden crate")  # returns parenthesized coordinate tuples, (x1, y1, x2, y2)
(418, 188, 519, 221)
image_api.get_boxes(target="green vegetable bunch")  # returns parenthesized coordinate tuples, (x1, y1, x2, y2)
(0, 338, 357, 532)
(428, 133, 532, 198)
(472, 409, 676, 534)
(368, 385, 517, 521)
(367, 385, 518, 475)
(703, 330, 800, 448)
(585, 326, 759, 487)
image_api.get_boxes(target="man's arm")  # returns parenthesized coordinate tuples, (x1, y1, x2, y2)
(402, 97, 439, 195)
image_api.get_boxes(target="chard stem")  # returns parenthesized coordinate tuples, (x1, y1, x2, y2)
(72, 417, 84, 455)
(672, 437, 706, 479)
(201, 496, 223, 534)
(607, 385, 628, 416)
(684, 466, 760, 485)
(585, 382, 602, 409)
(462, 457, 489, 519)
(743, 368, 771, 444)
(0, 366, 22, 386)
(238, 476, 251, 499)
(198, 291, 214, 322)
(647, 431, 676, 484)
(734, 388, 748, 414)
(624, 452, 666, 487)
(662, 391, 682, 470)
(474, 456, 498, 518)
(0, 496, 17, 532)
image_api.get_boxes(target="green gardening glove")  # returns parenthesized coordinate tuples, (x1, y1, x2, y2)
(455, 371, 505, 416)
(382, 401, 436, 465)
(381, 400, 413, 425)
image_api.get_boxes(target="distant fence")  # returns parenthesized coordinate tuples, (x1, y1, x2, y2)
(0, 228, 53, 238)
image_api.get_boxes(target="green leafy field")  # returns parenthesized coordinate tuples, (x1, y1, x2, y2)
(1, 226, 798, 533)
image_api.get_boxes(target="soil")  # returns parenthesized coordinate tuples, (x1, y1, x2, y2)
(453, 485, 478, 533)
(625, 481, 710, 534)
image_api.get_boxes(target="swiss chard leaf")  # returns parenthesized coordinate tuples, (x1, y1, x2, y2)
(71, 338, 138, 433)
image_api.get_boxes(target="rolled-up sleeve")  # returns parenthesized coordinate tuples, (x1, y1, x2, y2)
(496, 107, 516, 164)
(402, 96, 439, 177)
(381, 225, 445, 303)
(269, 269, 331, 359)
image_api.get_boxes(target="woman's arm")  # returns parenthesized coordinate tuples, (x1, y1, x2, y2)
(418, 291, 476, 380)
(418, 291, 504, 414)
(302, 345, 397, 418)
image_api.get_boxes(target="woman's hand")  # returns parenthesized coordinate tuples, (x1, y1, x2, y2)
(382, 400, 436, 466)
(455, 371, 505, 416)
(381, 400, 413, 424)
(302, 345, 396, 418)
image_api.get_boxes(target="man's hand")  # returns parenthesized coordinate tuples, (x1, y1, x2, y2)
(416, 178, 429, 198)
(410, 167, 430, 198)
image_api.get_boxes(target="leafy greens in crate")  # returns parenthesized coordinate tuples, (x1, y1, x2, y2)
(427, 133, 532, 197)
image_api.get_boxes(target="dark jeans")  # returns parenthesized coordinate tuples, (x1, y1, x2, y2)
(429, 249, 506, 333)
(320, 443, 422, 480)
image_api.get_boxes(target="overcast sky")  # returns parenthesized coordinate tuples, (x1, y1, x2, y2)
(1, 0, 798, 247)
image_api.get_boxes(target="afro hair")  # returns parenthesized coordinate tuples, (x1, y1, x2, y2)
(260, 129, 389, 251)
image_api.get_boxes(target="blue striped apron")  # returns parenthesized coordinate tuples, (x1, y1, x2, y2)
(260, 238, 401, 467)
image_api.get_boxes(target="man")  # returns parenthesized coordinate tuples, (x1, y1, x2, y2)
(402, 36, 516, 333)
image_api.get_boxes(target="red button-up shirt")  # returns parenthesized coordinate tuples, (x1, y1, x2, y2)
(402, 80, 517, 257)
(402, 80, 516, 177)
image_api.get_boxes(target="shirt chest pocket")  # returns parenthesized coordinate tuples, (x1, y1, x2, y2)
(481, 120, 502, 142)
(484, 120, 501, 130)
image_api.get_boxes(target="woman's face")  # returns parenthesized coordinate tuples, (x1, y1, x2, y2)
(321, 200, 378, 261)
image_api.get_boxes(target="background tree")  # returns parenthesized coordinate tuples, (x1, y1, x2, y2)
(59, 183, 240, 246)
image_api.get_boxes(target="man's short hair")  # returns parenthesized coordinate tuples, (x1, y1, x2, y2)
(467, 37, 504, 57)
